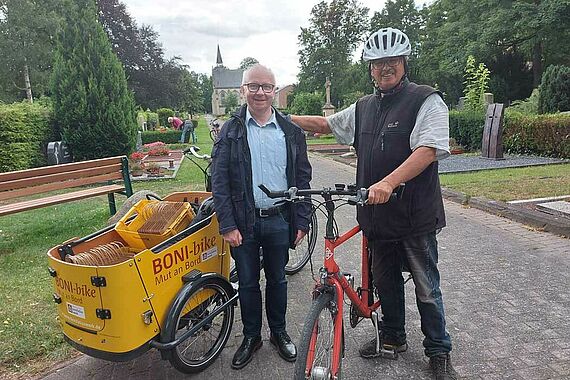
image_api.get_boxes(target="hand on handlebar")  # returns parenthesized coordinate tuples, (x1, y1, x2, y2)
(367, 180, 394, 205)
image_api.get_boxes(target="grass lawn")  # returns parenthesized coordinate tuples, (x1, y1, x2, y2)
(440, 163, 570, 202)
(0, 115, 567, 378)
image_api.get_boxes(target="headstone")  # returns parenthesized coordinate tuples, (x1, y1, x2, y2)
(136, 131, 143, 151)
(47, 141, 72, 165)
(481, 103, 504, 159)
(457, 97, 466, 110)
(483, 93, 494, 107)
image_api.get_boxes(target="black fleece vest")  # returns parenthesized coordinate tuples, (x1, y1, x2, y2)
(354, 82, 446, 241)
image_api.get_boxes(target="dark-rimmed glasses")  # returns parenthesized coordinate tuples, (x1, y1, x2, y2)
(370, 57, 402, 70)
(244, 83, 275, 93)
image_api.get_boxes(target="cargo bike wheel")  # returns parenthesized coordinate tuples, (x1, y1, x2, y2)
(163, 274, 235, 373)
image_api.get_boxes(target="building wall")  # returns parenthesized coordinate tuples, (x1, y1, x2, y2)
(273, 84, 295, 109)
(212, 88, 244, 116)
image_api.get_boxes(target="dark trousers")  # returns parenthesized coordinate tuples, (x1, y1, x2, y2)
(231, 212, 290, 337)
(371, 232, 452, 357)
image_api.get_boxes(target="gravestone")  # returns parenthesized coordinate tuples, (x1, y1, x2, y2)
(481, 103, 504, 159)
(47, 141, 72, 165)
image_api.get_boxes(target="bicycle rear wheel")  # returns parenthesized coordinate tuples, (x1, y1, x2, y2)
(294, 291, 343, 380)
(285, 209, 317, 275)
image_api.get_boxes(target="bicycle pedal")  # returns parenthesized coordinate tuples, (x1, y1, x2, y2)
(378, 346, 398, 360)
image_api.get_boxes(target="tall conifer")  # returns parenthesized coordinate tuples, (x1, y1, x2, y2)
(51, 0, 136, 160)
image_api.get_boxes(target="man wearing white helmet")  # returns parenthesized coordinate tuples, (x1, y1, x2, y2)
(291, 27, 457, 379)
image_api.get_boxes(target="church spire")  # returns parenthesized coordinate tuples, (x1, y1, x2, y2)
(216, 44, 223, 66)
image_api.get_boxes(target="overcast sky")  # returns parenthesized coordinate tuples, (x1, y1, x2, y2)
(120, 0, 426, 86)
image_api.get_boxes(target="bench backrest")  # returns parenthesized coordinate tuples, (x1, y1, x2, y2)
(0, 156, 129, 201)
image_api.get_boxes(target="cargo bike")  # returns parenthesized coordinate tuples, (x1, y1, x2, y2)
(47, 191, 237, 374)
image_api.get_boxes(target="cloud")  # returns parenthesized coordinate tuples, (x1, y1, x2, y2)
(120, 0, 417, 85)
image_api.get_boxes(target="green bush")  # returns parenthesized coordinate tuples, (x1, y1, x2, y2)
(156, 108, 174, 127)
(503, 112, 570, 158)
(509, 88, 539, 114)
(0, 102, 54, 172)
(448, 110, 485, 151)
(538, 65, 570, 114)
(145, 111, 159, 129)
(141, 129, 182, 144)
(289, 92, 324, 116)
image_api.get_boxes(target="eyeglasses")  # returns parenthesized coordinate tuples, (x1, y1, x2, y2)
(370, 57, 402, 70)
(244, 83, 275, 93)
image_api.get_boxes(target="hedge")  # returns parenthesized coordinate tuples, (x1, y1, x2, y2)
(449, 110, 485, 151)
(503, 112, 570, 158)
(0, 102, 54, 172)
(141, 129, 182, 144)
(449, 109, 570, 158)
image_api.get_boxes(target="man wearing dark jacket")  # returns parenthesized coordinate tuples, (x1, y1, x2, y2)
(211, 64, 312, 370)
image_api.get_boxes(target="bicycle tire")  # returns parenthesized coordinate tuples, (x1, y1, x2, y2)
(166, 277, 234, 373)
(285, 209, 318, 275)
(209, 129, 217, 142)
(294, 291, 343, 380)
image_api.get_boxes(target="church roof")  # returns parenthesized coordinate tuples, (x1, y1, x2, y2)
(216, 45, 223, 65)
(213, 67, 243, 89)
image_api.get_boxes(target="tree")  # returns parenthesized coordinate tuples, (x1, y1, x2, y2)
(463, 55, 490, 111)
(177, 69, 203, 118)
(222, 92, 239, 114)
(417, 0, 570, 104)
(0, 0, 63, 102)
(51, 0, 137, 160)
(239, 57, 259, 70)
(289, 92, 324, 115)
(297, 0, 369, 106)
(538, 65, 570, 113)
(198, 74, 213, 113)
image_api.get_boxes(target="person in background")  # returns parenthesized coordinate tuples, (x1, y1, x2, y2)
(211, 64, 312, 370)
(291, 27, 457, 380)
(180, 119, 196, 143)
(167, 116, 183, 130)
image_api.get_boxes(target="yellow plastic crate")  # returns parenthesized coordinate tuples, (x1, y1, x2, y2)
(115, 200, 195, 249)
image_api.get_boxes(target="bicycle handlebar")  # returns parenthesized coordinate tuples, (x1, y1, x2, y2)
(259, 183, 405, 206)
(183, 146, 210, 160)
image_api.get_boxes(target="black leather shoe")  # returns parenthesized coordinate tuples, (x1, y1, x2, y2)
(231, 336, 262, 370)
(270, 331, 297, 362)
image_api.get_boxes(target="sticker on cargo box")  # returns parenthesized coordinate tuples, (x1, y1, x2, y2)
(201, 247, 217, 262)
(66, 303, 85, 319)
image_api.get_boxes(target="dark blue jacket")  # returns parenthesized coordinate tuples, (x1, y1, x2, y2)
(211, 105, 312, 247)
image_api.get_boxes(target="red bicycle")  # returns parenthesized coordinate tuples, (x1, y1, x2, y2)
(260, 183, 404, 380)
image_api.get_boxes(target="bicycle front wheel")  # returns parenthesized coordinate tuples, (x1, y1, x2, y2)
(294, 291, 343, 380)
(286, 209, 318, 275)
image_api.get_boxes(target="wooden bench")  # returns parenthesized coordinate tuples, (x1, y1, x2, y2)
(0, 156, 133, 217)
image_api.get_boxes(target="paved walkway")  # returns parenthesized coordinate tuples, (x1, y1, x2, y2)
(39, 154, 570, 380)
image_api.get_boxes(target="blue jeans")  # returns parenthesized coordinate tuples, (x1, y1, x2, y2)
(231, 212, 290, 338)
(180, 126, 196, 143)
(371, 232, 452, 357)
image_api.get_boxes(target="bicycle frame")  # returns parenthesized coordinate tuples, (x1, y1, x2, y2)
(305, 202, 380, 378)
(259, 184, 404, 379)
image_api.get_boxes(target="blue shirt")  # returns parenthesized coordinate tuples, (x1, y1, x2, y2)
(245, 108, 287, 209)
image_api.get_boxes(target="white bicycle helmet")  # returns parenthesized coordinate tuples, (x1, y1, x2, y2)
(362, 27, 411, 61)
